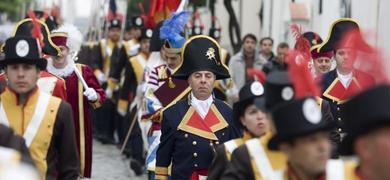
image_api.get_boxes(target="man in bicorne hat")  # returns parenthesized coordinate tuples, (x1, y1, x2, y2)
(319, 18, 375, 144)
(155, 35, 240, 179)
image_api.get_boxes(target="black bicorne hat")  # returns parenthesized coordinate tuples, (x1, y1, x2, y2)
(26, 10, 58, 31)
(268, 97, 333, 150)
(264, 71, 295, 110)
(340, 84, 390, 155)
(13, 18, 61, 57)
(317, 18, 372, 53)
(1, 36, 47, 70)
(233, 81, 266, 127)
(172, 35, 230, 80)
(302, 31, 323, 48)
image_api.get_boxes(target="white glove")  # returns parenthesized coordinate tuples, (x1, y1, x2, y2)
(97, 73, 107, 84)
(83, 88, 98, 102)
(105, 88, 113, 99)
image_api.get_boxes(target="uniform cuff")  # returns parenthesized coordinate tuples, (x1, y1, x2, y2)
(107, 78, 118, 89)
(155, 166, 168, 176)
(117, 99, 129, 112)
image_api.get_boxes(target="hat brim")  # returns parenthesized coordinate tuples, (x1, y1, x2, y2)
(268, 122, 334, 150)
(172, 67, 230, 80)
(0, 58, 47, 70)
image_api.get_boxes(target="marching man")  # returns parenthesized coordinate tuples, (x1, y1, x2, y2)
(48, 24, 105, 178)
(0, 35, 79, 179)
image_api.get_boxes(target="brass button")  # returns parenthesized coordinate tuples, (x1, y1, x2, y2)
(47, 124, 51, 128)
(194, 164, 198, 167)
(337, 107, 340, 111)
(209, 142, 213, 146)
(337, 118, 341, 121)
(192, 141, 197, 145)
(193, 153, 198, 157)
(338, 128, 342, 132)
(184, 133, 188, 138)
(216, 141, 219, 145)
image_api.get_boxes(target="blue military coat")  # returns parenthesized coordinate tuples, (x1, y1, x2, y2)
(155, 97, 240, 179)
(321, 69, 374, 140)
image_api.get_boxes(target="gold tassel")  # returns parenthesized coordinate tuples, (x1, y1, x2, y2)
(168, 77, 176, 88)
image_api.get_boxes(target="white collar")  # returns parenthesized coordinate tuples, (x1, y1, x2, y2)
(190, 92, 213, 119)
(46, 56, 75, 78)
(336, 69, 353, 79)
(336, 69, 353, 88)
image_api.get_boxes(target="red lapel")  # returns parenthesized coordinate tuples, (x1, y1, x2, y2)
(177, 105, 229, 140)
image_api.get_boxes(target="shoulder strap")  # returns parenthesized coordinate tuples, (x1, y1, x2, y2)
(224, 139, 239, 154)
(245, 138, 275, 179)
(23, 91, 52, 147)
(326, 159, 345, 180)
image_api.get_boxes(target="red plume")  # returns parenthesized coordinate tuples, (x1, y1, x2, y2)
(27, 10, 45, 48)
(246, 68, 266, 84)
(287, 24, 320, 98)
(291, 24, 311, 60)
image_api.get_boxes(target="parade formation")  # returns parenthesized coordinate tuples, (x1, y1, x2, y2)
(1, 0, 390, 180)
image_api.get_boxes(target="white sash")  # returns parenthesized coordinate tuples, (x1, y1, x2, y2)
(326, 159, 345, 180)
(224, 140, 239, 154)
(0, 91, 51, 147)
(136, 53, 147, 69)
(245, 138, 275, 180)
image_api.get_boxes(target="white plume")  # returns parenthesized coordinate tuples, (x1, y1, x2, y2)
(52, 23, 83, 53)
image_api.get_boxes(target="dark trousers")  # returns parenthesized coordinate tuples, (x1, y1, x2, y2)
(94, 99, 116, 140)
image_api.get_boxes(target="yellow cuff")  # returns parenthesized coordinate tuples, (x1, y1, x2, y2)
(94, 69, 103, 79)
(155, 166, 169, 176)
(107, 78, 118, 89)
(117, 99, 129, 112)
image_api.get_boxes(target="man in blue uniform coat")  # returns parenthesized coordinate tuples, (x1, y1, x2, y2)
(155, 35, 240, 180)
(318, 18, 375, 144)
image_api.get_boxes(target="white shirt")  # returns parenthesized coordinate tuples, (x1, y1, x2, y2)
(337, 70, 353, 88)
(190, 93, 213, 119)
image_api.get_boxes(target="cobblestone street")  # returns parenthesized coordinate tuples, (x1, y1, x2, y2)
(91, 140, 148, 180)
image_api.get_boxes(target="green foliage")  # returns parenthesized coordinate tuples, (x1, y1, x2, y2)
(0, 0, 30, 21)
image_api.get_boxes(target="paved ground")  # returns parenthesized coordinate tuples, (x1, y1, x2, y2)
(91, 140, 148, 180)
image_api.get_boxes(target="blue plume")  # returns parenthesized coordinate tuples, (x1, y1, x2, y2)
(160, 11, 190, 49)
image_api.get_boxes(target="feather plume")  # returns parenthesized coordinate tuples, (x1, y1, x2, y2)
(160, 11, 190, 48)
(27, 10, 45, 48)
(287, 24, 320, 98)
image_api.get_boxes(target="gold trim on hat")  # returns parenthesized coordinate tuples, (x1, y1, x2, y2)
(50, 32, 68, 38)
(316, 18, 361, 53)
(12, 18, 62, 56)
